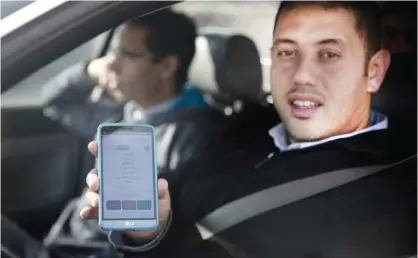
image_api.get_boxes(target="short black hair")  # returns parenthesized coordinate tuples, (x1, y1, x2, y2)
(129, 9, 197, 91)
(274, 1, 383, 65)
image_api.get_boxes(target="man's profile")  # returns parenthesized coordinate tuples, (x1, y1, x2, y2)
(42, 9, 213, 175)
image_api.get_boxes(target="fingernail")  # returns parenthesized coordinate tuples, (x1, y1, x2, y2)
(86, 175, 92, 186)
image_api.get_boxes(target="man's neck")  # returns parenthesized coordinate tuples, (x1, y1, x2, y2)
(269, 111, 388, 153)
(134, 94, 176, 111)
(287, 113, 371, 145)
(134, 82, 180, 111)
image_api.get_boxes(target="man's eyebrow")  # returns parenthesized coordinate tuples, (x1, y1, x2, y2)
(316, 38, 344, 45)
(113, 46, 144, 57)
(273, 38, 297, 46)
(272, 38, 345, 48)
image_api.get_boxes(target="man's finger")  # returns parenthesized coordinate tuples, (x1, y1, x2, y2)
(85, 190, 99, 208)
(86, 169, 99, 192)
(88, 141, 98, 157)
(158, 179, 169, 199)
(80, 207, 98, 220)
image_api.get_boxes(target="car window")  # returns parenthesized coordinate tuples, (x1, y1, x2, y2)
(0, 1, 34, 19)
(174, 1, 277, 92)
(1, 32, 108, 108)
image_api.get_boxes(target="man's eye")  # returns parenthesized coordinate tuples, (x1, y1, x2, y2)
(320, 52, 339, 59)
(120, 51, 134, 58)
(277, 50, 296, 57)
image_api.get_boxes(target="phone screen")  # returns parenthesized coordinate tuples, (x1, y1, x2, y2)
(100, 126, 156, 221)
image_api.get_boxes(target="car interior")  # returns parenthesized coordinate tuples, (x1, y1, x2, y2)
(188, 29, 279, 152)
(1, 1, 416, 258)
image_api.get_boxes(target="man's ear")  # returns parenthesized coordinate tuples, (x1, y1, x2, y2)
(366, 49, 391, 93)
(160, 55, 179, 80)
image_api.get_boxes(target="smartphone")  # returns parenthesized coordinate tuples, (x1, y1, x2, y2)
(97, 123, 159, 231)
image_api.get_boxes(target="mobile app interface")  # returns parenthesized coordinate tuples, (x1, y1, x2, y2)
(101, 129, 155, 220)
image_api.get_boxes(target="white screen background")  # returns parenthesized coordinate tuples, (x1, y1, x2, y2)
(101, 130, 156, 220)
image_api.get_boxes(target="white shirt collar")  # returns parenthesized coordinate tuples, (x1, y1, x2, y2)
(268, 111, 388, 152)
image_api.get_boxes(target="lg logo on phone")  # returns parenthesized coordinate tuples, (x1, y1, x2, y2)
(125, 221, 135, 226)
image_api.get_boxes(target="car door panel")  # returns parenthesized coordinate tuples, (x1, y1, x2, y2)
(2, 107, 82, 239)
(0, 0, 177, 243)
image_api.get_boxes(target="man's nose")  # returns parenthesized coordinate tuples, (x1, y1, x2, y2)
(292, 58, 317, 87)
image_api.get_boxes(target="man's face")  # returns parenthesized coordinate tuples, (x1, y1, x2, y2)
(107, 24, 164, 105)
(270, 5, 388, 142)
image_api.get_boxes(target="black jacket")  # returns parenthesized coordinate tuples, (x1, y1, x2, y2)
(144, 124, 417, 258)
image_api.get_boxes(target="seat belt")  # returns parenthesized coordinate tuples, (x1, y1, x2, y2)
(196, 154, 416, 240)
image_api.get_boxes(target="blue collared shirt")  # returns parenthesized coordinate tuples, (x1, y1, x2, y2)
(268, 111, 388, 152)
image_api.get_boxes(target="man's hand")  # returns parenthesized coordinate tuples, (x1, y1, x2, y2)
(87, 56, 117, 88)
(87, 57, 125, 101)
(80, 141, 172, 241)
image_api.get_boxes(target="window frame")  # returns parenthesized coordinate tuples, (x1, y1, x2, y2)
(1, 30, 113, 108)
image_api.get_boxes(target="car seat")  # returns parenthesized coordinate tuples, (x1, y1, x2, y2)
(371, 51, 417, 134)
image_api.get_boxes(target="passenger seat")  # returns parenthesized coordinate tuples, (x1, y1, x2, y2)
(189, 28, 270, 115)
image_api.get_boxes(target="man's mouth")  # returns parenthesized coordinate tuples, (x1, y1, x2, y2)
(291, 100, 320, 108)
(288, 94, 323, 119)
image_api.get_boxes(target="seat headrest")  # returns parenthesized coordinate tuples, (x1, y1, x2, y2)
(188, 28, 263, 103)
(371, 52, 417, 115)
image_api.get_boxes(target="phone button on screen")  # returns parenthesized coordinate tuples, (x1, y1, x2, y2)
(106, 200, 121, 210)
(122, 200, 136, 210)
(137, 200, 152, 210)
